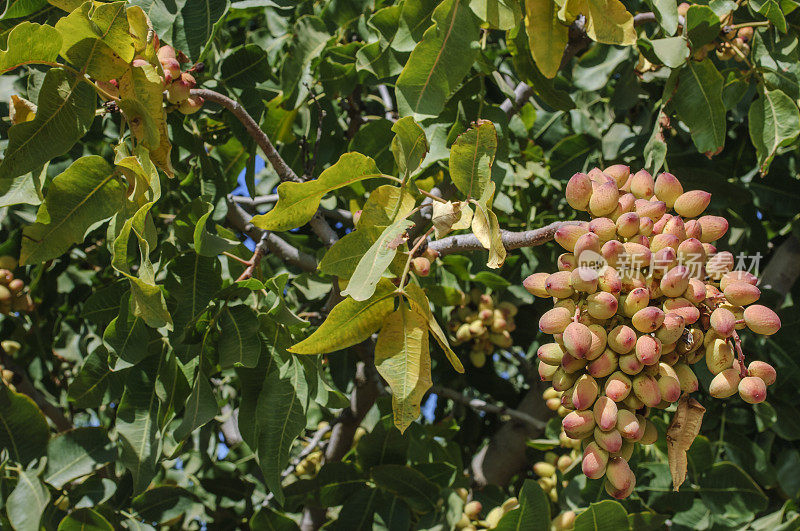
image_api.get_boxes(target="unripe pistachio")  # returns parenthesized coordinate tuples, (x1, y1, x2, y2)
(674, 190, 712, 218)
(573, 232, 602, 262)
(685, 219, 702, 240)
(606, 456, 634, 493)
(723, 281, 760, 306)
(566, 172, 593, 210)
(593, 396, 619, 431)
(697, 215, 728, 243)
(640, 419, 658, 445)
(709, 368, 742, 398)
(556, 454, 573, 473)
(570, 267, 598, 294)
(710, 307, 736, 337)
(610, 193, 636, 221)
(660, 266, 690, 297)
(673, 362, 699, 392)
(601, 240, 625, 268)
(746, 361, 775, 386)
(489, 331, 512, 348)
(562, 409, 595, 439)
(411, 256, 431, 276)
(523, 272, 550, 297)
(620, 269, 647, 293)
(464, 500, 482, 519)
(586, 324, 608, 360)
(635, 335, 662, 366)
(619, 352, 643, 375)
(651, 248, 677, 278)
(470, 350, 486, 368)
(178, 95, 204, 114)
(630, 169, 655, 199)
(598, 267, 622, 294)
(554, 298, 577, 315)
(586, 291, 618, 320)
(572, 374, 599, 410)
(616, 212, 640, 239)
(545, 271, 574, 298)
(589, 181, 620, 217)
(604, 474, 636, 499)
(608, 325, 637, 354)
(539, 362, 559, 381)
(656, 313, 686, 345)
(657, 373, 681, 402)
(720, 270, 758, 291)
(662, 216, 687, 240)
(589, 217, 617, 241)
(553, 511, 577, 531)
(738, 376, 767, 404)
(632, 306, 665, 333)
(603, 164, 630, 187)
(563, 322, 593, 359)
(638, 216, 654, 236)
(634, 199, 666, 220)
(651, 234, 680, 255)
(605, 372, 632, 401)
(623, 393, 645, 410)
(533, 461, 556, 477)
(654, 172, 684, 208)
(632, 374, 661, 407)
(468, 320, 486, 336)
(623, 242, 652, 270)
(743, 305, 781, 335)
(663, 298, 699, 324)
(552, 368, 579, 391)
(557, 253, 577, 271)
(582, 442, 609, 479)
(621, 287, 649, 317)
(616, 409, 642, 440)
(682, 278, 706, 305)
(131, 58, 149, 68)
(587, 349, 618, 378)
(594, 426, 623, 453)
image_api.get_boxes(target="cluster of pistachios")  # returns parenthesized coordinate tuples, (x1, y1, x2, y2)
(449, 290, 517, 368)
(525, 166, 780, 498)
(0, 257, 33, 315)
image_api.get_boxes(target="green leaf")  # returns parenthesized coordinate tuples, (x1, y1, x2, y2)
(0, 163, 45, 208)
(0, 384, 49, 465)
(574, 500, 629, 531)
(651, 36, 690, 68)
(318, 462, 366, 507)
(193, 201, 239, 257)
(173, 370, 217, 441)
(359, 184, 417, 228)
(561, 0, 636, 45)
(470, 0, 521, 29)
(104, 294, 152, 364)
(0, 22, 62, 74)
(132, 486, 198, 524)
(255, 361, 307, 505)
(473, 270, 511, 288)
(252, 152, 382, 231)
(7, 470, 50, 531)
(494, 479, 550, 530)
(748, 87, 800, 175)
(21, 156, 126, 264)
(55, 1, 135, 64)
(116, 356, 162, 494)
(57, 508, 114, 531)
(644, 108, 668, 174)
(279, 15, 330, 106)
(507, 24, 575, 109)
(449, 119, 498, 200)
(395, 0, 480, 119)
(374, 301, 431, 433)
(404, 283, 464, 373)
(751, 0, 787, 32)
(218, 305, 262, 368)
(331, 488, 378, 531)
(251, 507, 301, 530)
(646, 0, 679, 35)
(165, 252, 221, 337)
(470, 182, 506, 268)
(169, 0, 231, 61)
(673, 59, 726, 156)
(290, 279, 397, 354)
(685, 5, 721, 49)
(370, 464, 437, 512)
(524, 0, 569, 78)
(0, 0, 47, 20)
(319, 228, 385, 279)
(82, 281, 129, 326)
(220, 44, 270, 89)
(391, 116, 429, 178)
(68, 349, 114, 408)
(698, 462, 768, 524)
(341, 218, 413, 301)
(0, 68, 95, 183)
(45, 427, 115, 489)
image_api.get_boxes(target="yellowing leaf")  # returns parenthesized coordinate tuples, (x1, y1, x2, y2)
(470, 182, 506, 268)
(0, 22, 62, 74)
(290, 279, 398, 354)
(375, 301, 432, 433)
(9, 95, 36, 124)
(405, 283, 464, 374)
(432, 200, 469, 239)
(562, 0, 636, 46)
(359, 184, 416, 229)
(666, 395, 706, 491)
(391, 116, 428, 178)
(525, 0, 569, 78)
(252, 153, 382, 231)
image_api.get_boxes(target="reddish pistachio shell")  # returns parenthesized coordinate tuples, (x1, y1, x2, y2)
(683, 278, 707, 304)
(611, 193, 636, 221)
(635, 199, 667, 220)
(662, 216, 687, 240)
(619, 353, 644, 375)
(608, 325, 637, 354)
(632, 306, 665, 333)
(654, 172, 684, 208)
(604, 164, 630, 187)
(593, 396, 619, 431)
(598, 267, 622, 294)
(588, 167, 615, 184)
(523, 272, 550, 297)
(623, 242, 652, 269)
(635, 335, 662, 366)
(720, 270, 758, 291)
(570, 267, 599, 293)
(606, 456, 634, 491)
(640, 420, 659, 445)
(563, 322, 593, 358)
(558, 253, 577, 271)
(589, 181, 620, 217)
(685, 219, 702, 240)
(748, 360, 776, 386)
(658, 374, 681, 402)
(709, 368, 741, 398)
(616, 409, 642, 439)
(562, 410, 595, 439)
(652, 213, 672, 234)
(707, 252, 735, 280)
(605, 371, 632, 401)
(605, 474, 636, 499)
(538, 362, 559, 381)
(594, 426, 623, 453)
(572, 374, 599, 410)
(656, 312, 686, 345)
(589, 217, 618, 241)
(587, 349, 619, 378)
(652, 247, 677, 276)
(698, 215, 729, 243)
(660, 265, 690, 297)
(616, 212, 640, 239)
(651, 233, 680, 253)
(630, 169, 655, 199)
(538, 343, 565, 365)
(705, 338, 734, 374)
(601, 240, 625, 268)
(545, 271, 574, 298)
(743, 305, 781, 335)
(566, 172, 593, 210)
(710, 307, 737, 337)
(587, 291, 618, 320)
(554, 224, 589, 252)
(724, 281, 761, 306)
(582, 442, 609, 479)
(561, 351, 588, 373)
(738, 376, 767, 404)
(539, 307, 572, 334)
(586, 324, 608, 360)
(674, 190, 712, 218)
(639, 216, 654, 236)
(574, 232, 602, 262)
(552, 368, 579, 391)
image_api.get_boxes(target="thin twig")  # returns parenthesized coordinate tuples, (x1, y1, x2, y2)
(236, 231, 270, 282)
(428, 220, 582, 256)
(432, 386, 548, 430)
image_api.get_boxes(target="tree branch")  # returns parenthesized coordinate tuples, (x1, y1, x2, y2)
(225, 197, 317, 272)
(191, 88, 301, 184)
(428, 221, 582, 256)
(432, 385, 547, 431)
